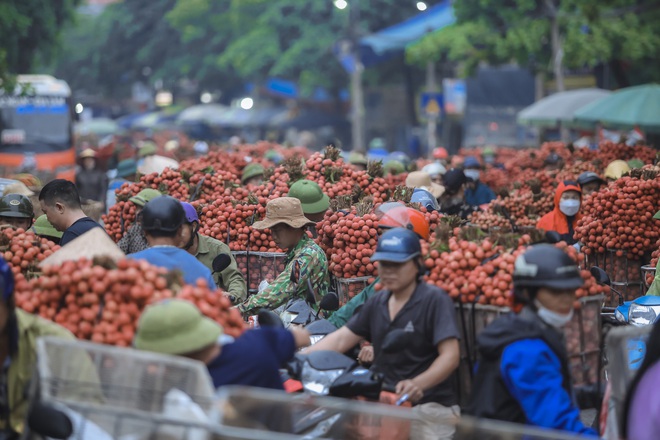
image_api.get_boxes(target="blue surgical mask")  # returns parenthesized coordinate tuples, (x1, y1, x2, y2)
(464, 169, 480, 181)
(534, 299, 574, 328)
(559, 199, 580, 216)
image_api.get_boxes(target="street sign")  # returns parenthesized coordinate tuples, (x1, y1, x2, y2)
(443, 79, 466, 115)
(420, 92, 443, 119)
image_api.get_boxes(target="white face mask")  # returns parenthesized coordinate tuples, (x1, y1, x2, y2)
(559, 199, 580, 216)
(464, 169, 480, 181)
(534, 299, 574, 328)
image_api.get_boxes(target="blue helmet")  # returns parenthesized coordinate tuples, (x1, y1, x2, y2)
(371, 228, 421, 263)
(463, 156, 480, 169)
(411, 188, 440, 212)
(387, 151, 411, 166)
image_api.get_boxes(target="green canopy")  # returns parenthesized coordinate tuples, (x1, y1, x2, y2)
(572, 84, 660, 133)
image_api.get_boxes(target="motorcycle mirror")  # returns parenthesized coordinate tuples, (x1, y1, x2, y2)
(544, 231, 562, 244)
(590, 267, 611, 286)
(257, 309, 285, 328)
(290, 260, 300, 284)
(28, 401, 73, 439)
(212, 254, 231, 273)
(381, 329, 410, 354)
(319, 293, 339, 311)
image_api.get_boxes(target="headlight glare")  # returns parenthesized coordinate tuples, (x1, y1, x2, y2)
(629, 304, 660, 327)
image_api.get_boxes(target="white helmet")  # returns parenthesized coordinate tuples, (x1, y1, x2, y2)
(422, 162, 447, 177)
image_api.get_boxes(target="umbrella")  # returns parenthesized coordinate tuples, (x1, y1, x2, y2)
(517, 88, 611, 127)
(573, 84, 660, 133)
(74, 118, 121, 136)
(177, 104, 228, 124)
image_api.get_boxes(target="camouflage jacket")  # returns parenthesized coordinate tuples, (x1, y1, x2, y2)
(237, 235, 329, 316)
(195, 234, 247, 302)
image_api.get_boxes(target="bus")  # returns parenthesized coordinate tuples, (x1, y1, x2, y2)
(0, 75, 76, 180)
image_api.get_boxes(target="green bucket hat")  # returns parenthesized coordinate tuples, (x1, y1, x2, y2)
(134, 299, 222, 355)
(241, 163, 265, 184)
(383, 160, 405, 175)
(116, 159, 137, 178)
(32, 215, 63, 239)
(129, 188, 162, 207)
(138, 141, 157, 158)
(348, 152, 368, 166)
(287, 180, 330, 214)
(627, 158, 645, 169)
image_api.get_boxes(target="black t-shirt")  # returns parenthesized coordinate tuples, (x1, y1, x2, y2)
(60, 217, 103, 246)
(346, 282, 460, 406)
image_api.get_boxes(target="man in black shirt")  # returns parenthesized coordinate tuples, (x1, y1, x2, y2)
(308, 228, 460, 439)
(38, 179, 103, 246)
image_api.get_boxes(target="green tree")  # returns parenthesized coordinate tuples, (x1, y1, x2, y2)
(406, 0, 660, 86)
(0, 0, 81, 89)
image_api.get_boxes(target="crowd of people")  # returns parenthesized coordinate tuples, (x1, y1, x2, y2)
(0, 142, 658, 440)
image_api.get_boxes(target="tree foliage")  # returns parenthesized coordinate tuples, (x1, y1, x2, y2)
(406, 0, 660, 84)
(0, 0, 81, 89)
(48, 0, 445, 101)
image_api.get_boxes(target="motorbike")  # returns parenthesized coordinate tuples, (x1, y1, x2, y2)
(282, 330, 413, 438)
(591, 266, 656, 437)
(591, 266, 660, 327)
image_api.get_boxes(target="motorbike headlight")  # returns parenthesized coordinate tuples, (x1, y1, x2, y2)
(300, 363, 344, 395)
(629, 304, 660, 327)
(309, 335, 325, 345)
(280, 311, 298, 328)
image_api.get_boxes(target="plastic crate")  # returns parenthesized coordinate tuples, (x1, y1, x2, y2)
(35, 337, 216, 439)
(604, 249, 643, 284)
(454, 303, 511, 406)
(564, 297, 602, 386)
(232, 251, 288, 294)
(335, 276, 372, 305)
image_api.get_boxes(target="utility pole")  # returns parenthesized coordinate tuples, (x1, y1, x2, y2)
(545, 0, 568, 142)
(547, 1, 565, 93)
(426, 61, 437, 158)
(349, 0, 366, 152)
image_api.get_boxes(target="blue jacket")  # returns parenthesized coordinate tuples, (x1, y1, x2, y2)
(465, 181, 496, 207)
(501, 339, 596, 435)
(128, 246, 216, 289)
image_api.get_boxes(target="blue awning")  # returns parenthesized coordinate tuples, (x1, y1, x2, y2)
(359, 1, 455, 67)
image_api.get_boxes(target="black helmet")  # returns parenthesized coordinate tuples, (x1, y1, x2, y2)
(577, 171, 605, 187)
(513, 244, 583, 290)
(0, 194, 34, 219)
(371, 228, 421, 263)
(140, 196, 186, 233)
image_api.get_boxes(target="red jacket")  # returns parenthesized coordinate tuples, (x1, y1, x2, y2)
(536, 181, 582, 243)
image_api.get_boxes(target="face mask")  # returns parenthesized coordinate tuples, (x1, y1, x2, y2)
(464, 169, 480, 181)
(484, 156, 495, 165)
(534, 299, 574, 328)
(559, 199, 580, 216)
